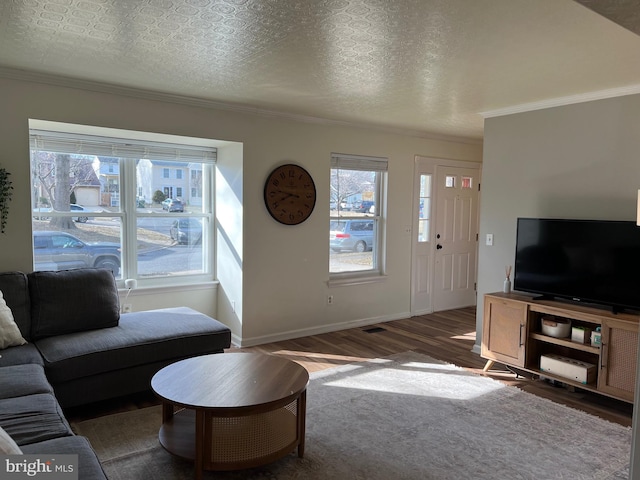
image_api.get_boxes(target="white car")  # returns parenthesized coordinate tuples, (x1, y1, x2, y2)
(32, 204, 93, 223)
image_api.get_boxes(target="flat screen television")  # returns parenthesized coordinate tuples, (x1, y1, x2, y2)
(514, 218, 640, 313)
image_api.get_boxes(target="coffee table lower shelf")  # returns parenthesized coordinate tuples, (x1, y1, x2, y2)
(159, 400, 305, 472)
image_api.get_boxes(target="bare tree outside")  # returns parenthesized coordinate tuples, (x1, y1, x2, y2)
(330, 169, 374, 212)
(33, 152, 98, 230)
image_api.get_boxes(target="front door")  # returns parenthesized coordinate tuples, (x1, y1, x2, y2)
(432, 166, 479, 311)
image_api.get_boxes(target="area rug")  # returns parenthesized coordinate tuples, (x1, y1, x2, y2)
(72, 351, 631, 479)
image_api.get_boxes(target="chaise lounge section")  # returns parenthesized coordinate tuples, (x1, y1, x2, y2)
(0, 268, 231, 479)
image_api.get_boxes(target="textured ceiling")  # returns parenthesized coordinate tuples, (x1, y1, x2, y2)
(0, 0, 639, 141)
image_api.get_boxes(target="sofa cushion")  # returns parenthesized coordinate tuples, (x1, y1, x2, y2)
(0, 290, 27, 350)
(0, 343, 44, 367)
(0, 393, 73, 446)
(21, 436, 107, 480)
(36, 307, 231, 384)
(0, 272, 31, 340)
(28, 269, 120, 340)
(0, 426, 22, 454)
(0, 364, 53, 400)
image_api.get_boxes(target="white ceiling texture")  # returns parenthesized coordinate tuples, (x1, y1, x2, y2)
(0, 0, 639, 141)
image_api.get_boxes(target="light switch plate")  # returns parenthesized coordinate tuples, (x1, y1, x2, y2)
(486, 234, 494, 246)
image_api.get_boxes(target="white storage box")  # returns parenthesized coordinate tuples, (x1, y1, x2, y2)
(540, 354, 596, 384)
(571, 326, 591, 344)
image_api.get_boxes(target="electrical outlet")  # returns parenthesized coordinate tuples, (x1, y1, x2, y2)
(122, 304, 132, 314)
(327, 295, 334, 305)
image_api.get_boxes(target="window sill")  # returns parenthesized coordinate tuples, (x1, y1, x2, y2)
(118, 280, 219, 296)
(327, 274, 387, 288)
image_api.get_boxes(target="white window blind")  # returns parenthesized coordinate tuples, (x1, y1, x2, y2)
(331, 153, 388, 172)
(30, 130, 216, 163)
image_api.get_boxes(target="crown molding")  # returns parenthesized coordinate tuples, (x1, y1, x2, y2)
(481, 84, 640, 118)
(0, 66, 482, 145)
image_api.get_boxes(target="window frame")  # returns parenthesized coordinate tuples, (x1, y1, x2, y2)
(29, 123, 217, 288)
(329, 153, 387, 283)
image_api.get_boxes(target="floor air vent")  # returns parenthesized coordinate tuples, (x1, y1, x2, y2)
(363, 327, 386, 334)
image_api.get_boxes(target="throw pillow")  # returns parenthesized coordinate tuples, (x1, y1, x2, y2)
(0, 289, 27, 350)
(0, 426, 22, 454)
(28, 268, 120, 340)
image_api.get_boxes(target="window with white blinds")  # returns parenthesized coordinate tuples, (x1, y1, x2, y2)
(29, 125, 216, 287)
(330, 153, 387, 279)
(30, 131, 216, 163)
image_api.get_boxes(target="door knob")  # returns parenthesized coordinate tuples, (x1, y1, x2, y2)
(436, 244, 443, 250)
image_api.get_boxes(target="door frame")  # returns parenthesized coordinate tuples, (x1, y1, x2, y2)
(410, 156, 482, 316)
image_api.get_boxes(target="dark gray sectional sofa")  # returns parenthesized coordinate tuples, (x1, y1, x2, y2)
(0, 268, 231, 479)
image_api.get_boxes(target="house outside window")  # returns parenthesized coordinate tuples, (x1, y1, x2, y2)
(330, 153, 387, 278)
(189, 165, 203, 206)
(163, 168, 170, 178)
(29, 125, 216, 287)
(176, 169, 183, 180)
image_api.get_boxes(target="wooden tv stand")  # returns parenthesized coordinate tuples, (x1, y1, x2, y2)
(481, 292, 640, 403)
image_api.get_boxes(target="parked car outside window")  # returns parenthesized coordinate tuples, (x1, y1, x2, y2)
(33, 231, 121, 275)
(330, 219, 375, 253)
(32, 204, 93, 223)
(170, 218, 203, 245)
(70, 204, 90, 223)
(353, 200, 374, 213)
(162, 199, 184, 212)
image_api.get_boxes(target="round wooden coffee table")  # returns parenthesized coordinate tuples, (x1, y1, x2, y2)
(151, 353, 309, 480)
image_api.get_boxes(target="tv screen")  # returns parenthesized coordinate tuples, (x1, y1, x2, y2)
(514, 218, 640, 312)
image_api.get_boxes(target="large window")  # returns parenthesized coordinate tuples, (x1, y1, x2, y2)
(330, 153, 387, 277)
(30, 125, 216, 287)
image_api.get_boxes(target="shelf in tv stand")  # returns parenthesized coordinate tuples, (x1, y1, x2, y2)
(528, 366, 598, 390)
(529, 333, 600, 355)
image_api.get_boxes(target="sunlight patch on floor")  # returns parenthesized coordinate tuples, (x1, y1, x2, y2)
(323, 359, 504, 400)
(272, 349, 370, 363)
(450, 330, 476, 341)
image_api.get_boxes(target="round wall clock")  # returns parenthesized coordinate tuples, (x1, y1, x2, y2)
(264, 163, 316, 225)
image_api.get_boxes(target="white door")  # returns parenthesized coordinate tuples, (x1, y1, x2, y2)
(432, 166, 479, 311)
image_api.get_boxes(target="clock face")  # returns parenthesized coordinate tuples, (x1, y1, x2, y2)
(264, 164, 316, 225)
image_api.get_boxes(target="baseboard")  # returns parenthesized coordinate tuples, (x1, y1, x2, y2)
(411, 308, 433, 317)
(231, 311, 412, 348)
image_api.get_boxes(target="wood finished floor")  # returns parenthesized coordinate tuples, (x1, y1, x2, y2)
(65, 306, 634, 427)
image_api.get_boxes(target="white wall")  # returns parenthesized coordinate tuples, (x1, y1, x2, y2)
(476, 94, 640, 352)
(0, 75, 482, 344)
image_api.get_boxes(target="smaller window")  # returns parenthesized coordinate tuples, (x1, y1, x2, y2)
(418, 174, 432, 243)
(445, 175, 456, 188)
(330, 153, 387, 277)
(462, 176, 472, 189)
